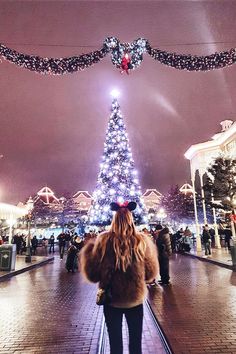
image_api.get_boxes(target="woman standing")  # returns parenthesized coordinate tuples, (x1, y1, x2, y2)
(80, 201, 158, 354)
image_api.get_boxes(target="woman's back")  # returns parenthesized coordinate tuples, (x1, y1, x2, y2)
(80, 202, 159, 354)
(80, 230, 158, 308)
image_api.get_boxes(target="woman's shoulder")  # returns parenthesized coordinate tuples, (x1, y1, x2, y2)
(137, 232, 155, 248)
(97, 230, 110, 239)
(94, 231, 111, 245)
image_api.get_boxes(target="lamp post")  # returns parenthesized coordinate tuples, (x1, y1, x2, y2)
(25, 197, 34, 263)
(211, 193, 221, 248)
(231, 202, 236, 241)
(59, 197, 66, 233)
(157, 208, 167, 225)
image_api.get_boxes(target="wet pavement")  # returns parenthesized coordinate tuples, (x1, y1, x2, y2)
(0, 256, 103, 354)
(148, 253, 236, 354)
(187, 246, 234, 269)
(0, 256, 167, 354)
(1, 251, 236, 353)
(0, 254, 54, 281)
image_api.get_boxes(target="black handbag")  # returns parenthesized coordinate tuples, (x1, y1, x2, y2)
(96, 269, 114, 306)
(96, 286, 112, 306)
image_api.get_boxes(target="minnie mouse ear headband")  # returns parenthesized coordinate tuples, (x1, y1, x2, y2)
(110, 201, 137, 212)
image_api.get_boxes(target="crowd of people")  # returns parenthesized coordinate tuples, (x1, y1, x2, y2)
(1, 222, 233, 263)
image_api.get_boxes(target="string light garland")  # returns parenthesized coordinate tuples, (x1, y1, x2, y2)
(0, 43, 109, 75)
(1, 36, 236, 75)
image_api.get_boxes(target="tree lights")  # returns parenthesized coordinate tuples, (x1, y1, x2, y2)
(88, 97, 146, 226)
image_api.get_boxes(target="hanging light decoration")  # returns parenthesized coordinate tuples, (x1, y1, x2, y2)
(1, 37, 236, 74)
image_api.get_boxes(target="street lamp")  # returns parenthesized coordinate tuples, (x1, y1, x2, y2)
(157, 208, 167, 225)
(59, 197, 66, 233)
(25, 197, 34, 263)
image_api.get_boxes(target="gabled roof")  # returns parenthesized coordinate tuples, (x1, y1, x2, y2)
(73, 191, 93, 199)
(142, 189, 162, 198)
(34, 186, 59, 205)
(180, 183, 194, 194)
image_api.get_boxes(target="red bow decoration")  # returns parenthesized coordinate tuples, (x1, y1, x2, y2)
(118, 201, 129, 207)
(121, 53, 131, 74)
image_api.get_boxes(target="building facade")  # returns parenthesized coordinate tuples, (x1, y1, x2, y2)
(142, 189, 162, 211)
(72, 191, 93, 211)
(184, 120, 236, 249)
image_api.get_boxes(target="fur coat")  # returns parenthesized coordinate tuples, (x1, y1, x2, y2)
(80, 232, 158, 308)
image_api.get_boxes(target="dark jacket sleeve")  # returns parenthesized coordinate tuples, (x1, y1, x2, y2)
(80, 240, 102, 283)
(143, 235, 159, 282)
(163, 233, 172, 257)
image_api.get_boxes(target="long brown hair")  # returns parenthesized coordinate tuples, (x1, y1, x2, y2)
(96, 208, 146, 272)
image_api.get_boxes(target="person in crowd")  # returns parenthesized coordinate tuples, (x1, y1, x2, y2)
(184, 226, 191, 237)
(65, 231, 71, 250)
(0, 235, 3, 245)
(49, 233, 55, 253)
(66, 244, 78, 273)
(80, 201, 158, 354)
(202, 224, 212, 256)
(42, 237, 48, 256)
(224, 225, 232, 250)
(170, 232, 177, 253)
(73, 235, 84, 252)
(20, 235, 27, 254)
(13, 234, 23, 254)
(182, 227, 192, 252)
(57, 232, 66, 259)
(31, 235, 38, 255)
(209, 227, 215, 247)
(176, 227, 184, 241)
(65, 234, 84, 272)
(218, 223, 225, 246)
(155, 224, 172, 285)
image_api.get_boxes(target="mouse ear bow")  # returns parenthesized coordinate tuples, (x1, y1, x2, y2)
(110, 202, 120, 211)
(127, 201, 137, 211)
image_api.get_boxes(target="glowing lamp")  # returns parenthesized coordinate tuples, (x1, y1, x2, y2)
(110, 89, 120, 99)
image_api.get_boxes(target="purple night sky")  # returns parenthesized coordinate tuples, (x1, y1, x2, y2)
(0, 1, 236, 204)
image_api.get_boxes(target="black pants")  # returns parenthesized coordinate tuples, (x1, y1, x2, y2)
(59, 245, 65, 259)
(49, 244, 54, 253)
(32, 246, 37, 255)
(225, 239, 231, 250)
(159, 256, 170, 284)
(104, 304, 143, 354)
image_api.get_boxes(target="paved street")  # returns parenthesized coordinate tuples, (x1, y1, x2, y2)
(0, 257, 103, 354)
(148, 253, 236, 354)
(188, 245, 234, 269)
(1, 252, 236, 353)
(0, 256, 166, 354)
(0, 255, 54, 281)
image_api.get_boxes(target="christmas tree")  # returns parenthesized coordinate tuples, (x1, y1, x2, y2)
(89, 97, 146, 226)
(203, 156, 236, 211)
